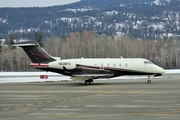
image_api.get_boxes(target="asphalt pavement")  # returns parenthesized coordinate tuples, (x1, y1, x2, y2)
(0, 75, 180, 120)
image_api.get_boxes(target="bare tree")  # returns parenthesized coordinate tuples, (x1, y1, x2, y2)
(1, 31, 180, 71)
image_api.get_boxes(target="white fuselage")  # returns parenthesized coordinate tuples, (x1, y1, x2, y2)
(48, 58, 165, 75)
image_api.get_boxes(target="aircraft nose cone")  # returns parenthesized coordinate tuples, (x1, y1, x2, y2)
(160, 67, 166, 74)
(154, 66, 165, 77)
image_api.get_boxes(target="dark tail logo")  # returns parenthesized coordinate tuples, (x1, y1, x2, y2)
(13, 41, 55, 63)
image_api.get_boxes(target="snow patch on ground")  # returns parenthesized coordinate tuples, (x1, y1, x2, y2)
(164, 69, 180, 73)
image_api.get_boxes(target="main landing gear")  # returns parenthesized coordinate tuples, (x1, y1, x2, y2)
(147, 75, 151, 84)
(85, 79, 93, 85)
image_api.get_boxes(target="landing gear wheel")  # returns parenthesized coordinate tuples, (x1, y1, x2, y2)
(85, 80, 91, 85)
(85, 79, 93, 85)
(147, 80, 151, 84)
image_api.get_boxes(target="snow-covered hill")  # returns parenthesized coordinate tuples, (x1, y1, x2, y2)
(0, 0, 180, 40)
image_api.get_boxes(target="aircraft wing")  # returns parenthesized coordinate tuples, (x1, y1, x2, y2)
(71, 73, 112, 81)
(71, 76, 96, 81)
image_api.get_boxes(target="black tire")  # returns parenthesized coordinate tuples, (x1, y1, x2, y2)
(147, 80, 151, 84)
(85, 80, 91, 85)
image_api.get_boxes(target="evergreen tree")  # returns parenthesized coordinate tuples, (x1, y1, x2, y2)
(0, 40, 2, 53)
(9, 33, 16, 50)
(34, 32, 43, 47)
(0, 35, 2, 53)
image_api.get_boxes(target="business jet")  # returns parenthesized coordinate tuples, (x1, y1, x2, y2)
(13, 41, 165, 85)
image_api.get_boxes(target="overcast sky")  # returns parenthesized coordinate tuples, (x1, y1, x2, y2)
(0, 0, 80, 8)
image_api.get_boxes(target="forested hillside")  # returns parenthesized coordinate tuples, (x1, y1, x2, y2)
(0, 31, 179, 71)
(0, 0, 180, 40)
(1, 0, 180, 71)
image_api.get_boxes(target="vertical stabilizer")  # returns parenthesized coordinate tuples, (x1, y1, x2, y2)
(13, 41, 55, 63)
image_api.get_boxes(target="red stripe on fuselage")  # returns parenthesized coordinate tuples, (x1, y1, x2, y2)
(30, 63, 49, 68)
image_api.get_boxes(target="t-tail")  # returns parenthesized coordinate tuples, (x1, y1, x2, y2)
(13, 41, 56, 63)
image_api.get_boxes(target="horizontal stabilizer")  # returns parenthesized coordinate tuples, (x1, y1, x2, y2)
(13, 43, 37, 47)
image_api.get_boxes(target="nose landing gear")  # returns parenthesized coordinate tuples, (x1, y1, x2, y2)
(147, 75, 151, 84)
(147, 80, 151, 84)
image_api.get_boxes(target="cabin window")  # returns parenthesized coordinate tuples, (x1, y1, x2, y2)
(125, 63, 128, 67)
(107, 63, 110, 67)
(94, 64, 97, 66)
(100, 64, 104, 69)
(113, 63, 116, 67)
(119, 64, 121, 67)
(101, 64, 103, 67)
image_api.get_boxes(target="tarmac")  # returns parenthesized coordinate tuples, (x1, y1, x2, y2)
(0, 74, 180, 120)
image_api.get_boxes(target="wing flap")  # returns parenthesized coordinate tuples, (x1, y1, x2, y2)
(71, 76, 96, 81)
(73, 74, 112, 77)
(71, 73, 112, 81)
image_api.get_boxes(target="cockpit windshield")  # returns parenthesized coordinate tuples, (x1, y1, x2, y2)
(144, 61, 154, 64)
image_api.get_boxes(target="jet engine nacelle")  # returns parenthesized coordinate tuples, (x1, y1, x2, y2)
(49, 60, 76, 70)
